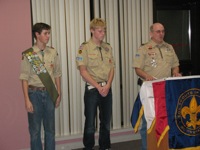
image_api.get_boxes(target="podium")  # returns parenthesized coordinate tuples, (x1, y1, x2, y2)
(137, 76, 200, 150)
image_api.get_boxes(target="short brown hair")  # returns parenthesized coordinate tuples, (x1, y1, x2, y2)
(32, 22, 51, 39)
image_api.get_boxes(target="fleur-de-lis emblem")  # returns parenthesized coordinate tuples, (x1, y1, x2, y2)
(181, 96, 200, 129)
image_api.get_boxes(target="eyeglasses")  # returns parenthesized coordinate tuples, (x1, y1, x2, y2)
(153, 30, 165, 34)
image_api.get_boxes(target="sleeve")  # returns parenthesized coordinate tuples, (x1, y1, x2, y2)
(19, 55, 31, 81)
(132, 47, 145, 69)
(169, 45, 180, 68)
(53, 49, 62, 78)
(76, 43, 88, 69)
(109, 46, 115, 68)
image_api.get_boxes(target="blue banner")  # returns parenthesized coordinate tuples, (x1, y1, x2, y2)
(165, 76, 200, 149)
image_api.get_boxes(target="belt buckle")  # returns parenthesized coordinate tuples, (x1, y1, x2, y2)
(100, 82, 106, 87)
(88, 85, 95, 90)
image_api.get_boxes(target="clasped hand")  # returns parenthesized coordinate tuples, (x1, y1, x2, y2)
(97, 84, 110, 97)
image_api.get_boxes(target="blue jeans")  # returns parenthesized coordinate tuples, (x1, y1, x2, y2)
(83, 85, 112, 150)
(140, 115, 147, 150)
(28, 89, 55, 150)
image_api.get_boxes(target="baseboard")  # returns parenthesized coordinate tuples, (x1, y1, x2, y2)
(55, 128, 141, 150)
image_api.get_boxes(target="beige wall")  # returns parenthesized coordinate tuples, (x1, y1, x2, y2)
(0, 0, 32, 149)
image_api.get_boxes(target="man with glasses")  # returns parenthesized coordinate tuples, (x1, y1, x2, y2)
(132, 23, 181, 150)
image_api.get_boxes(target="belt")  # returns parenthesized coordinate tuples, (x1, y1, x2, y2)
(137, 78, 143, 86)
(86, 81, 107, 90)
(29, 85, 47, 91)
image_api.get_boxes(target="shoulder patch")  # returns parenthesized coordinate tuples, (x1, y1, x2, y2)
(78, 50, 82, 54)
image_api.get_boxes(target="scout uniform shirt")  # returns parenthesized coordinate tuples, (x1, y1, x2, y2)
(76, 39, 115, 82)
(133, 40, 179, 79)
(19, 45, 62, 87)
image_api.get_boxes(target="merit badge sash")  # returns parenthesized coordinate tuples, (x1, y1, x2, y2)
(23, 48, 58, 105)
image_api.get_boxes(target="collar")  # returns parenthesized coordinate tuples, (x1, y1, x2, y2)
(33, 45, 47, 53)
(149, 40, 166, 48)
(89, 38, 104, 50)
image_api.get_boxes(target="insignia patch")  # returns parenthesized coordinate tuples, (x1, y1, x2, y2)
(78, 50, 82, 54)
(79, 42, 87, 50)
(79, 45, 83, 50)
(25, 51, 47, 74)
(76, 56, 83, 61)
(176, 88, 200, 136)
(148, 45, 152, 49)
(148, 52, 156, 56)
(105, 47, 109, 51)
(135, 54, 140, 57)
(50, 64, 54, 68)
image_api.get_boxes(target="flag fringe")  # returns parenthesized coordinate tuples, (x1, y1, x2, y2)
(134, 106, 144, 133)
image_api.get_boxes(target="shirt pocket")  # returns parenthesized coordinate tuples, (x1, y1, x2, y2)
(104, 53, 112, 66)
(44, 56, 54, 71)
(164, 51, 174, 65)
(88, 54, 99, 67)
(145, 52, 157, 68)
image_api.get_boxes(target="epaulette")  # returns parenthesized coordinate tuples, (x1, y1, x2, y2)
(106, 42, 110, 45)
(50, 46, 55, 49)
(141, 42, 147, 46)
(81, 42, 88, 45)
(22, 48, 33, 60)
(22, 48, 33, 55)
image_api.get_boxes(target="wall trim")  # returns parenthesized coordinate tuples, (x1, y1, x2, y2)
(21, 127, 140, 150)
(55, 128, 141, 150)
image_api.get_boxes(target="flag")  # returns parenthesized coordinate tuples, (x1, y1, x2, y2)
(165, 76, 200, 149)
(140, 81, 156, 132)
(131, 76, 200, 149)
(131, 94, 143, 133)
(131, 79, 164, 134)
(152, 81, 169, 147)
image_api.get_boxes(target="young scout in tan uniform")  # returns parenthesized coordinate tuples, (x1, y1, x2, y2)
(19, 23, 61, 150)
(76, 18, 115, 150)
(132, 23, 182, 150)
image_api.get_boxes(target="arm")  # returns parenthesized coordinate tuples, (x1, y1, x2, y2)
(79, 65, 103, 95)
(101, 67, 114, 97)
(172, 66, 182, 77)
(135, 67, 156, 81)
(55, 77, 61, 108)
(22, 80, 34, 113)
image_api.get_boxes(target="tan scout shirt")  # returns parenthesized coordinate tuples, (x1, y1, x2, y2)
(19, 45, 62, 87)
(133, 40, 179, 79)
(76, 39, 115, 82)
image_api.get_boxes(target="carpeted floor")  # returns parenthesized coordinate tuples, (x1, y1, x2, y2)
(73, 139, 142, 150)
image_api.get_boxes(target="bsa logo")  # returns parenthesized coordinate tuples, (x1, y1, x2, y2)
(175, 88, 200, 136)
